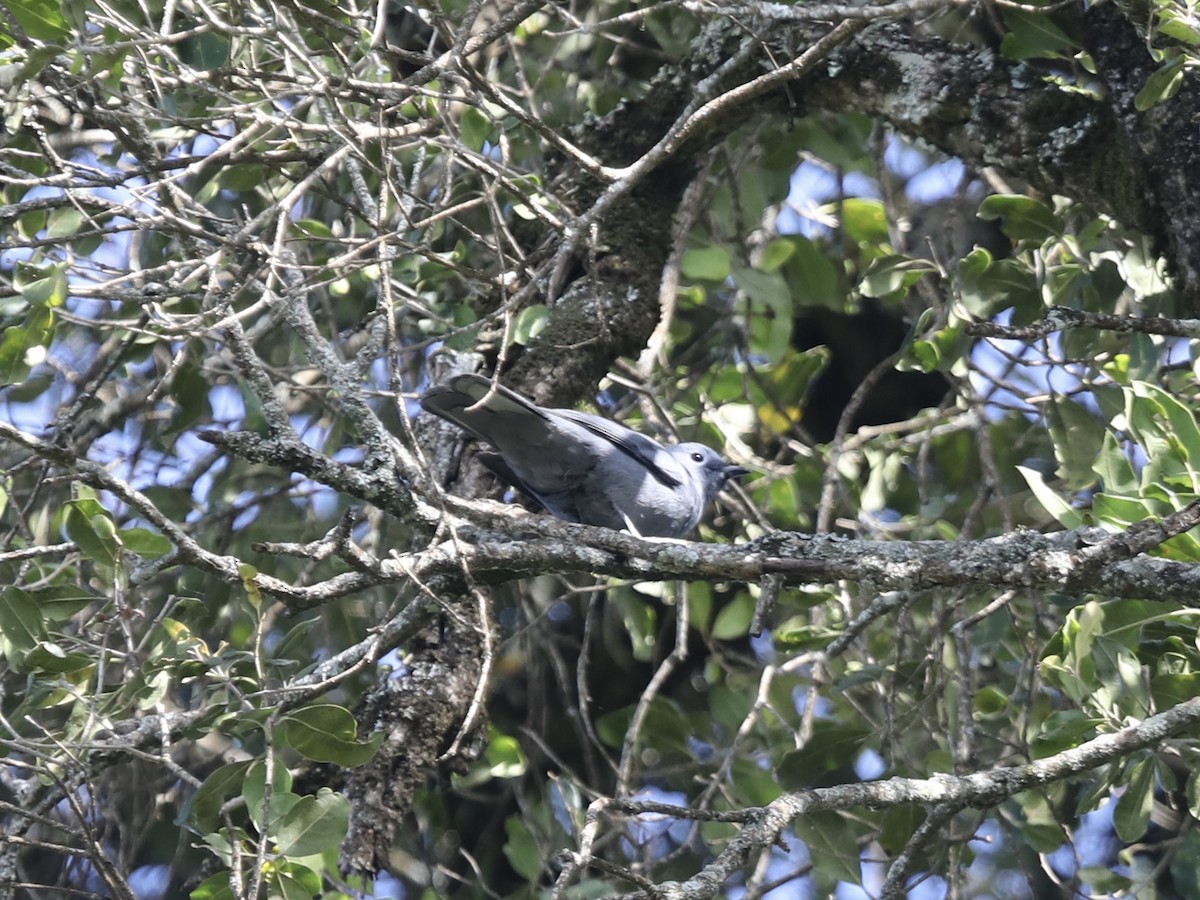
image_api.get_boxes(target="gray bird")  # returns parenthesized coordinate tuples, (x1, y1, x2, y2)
(420, 374, 748, 538)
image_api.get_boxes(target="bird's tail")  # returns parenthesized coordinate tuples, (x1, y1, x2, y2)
(419, 373, 545, 442)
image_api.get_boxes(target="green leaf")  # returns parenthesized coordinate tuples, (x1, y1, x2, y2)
(1151, 673, 1200, 711)
(277, 864, 321, 897)
(165, 356, 213, 435)
(242, 757, 295, 832)
(860, 254, 936, 298)
(188, 761, 253, 833)
(1124, 333, 1161, 383)
(27, 586, 95, 622)
(0, 586, 47, 657)
(1158, 11, 1200, 46)
(784, 236, 841, 307)
(1130, 382, 1200, 481)
(274, 788, 350, 857)
(1092, 635, 1150, 716)
(1112, 753, 1154, 842)
(502, 815, 541, 881)
(128, 665, 174, 710)
(637, 696, 691, 753)
(292, 219, 334, 239)
(734, 265, 793, 364)
(238, 562, 262, 611)
(23, 641, 93, 674)
(838, 197, 890, 244)
(484, 728, 528, 778)
(688, 580, 713, 633)
(733, 265, 790, 307)
(595, 706, 633, 749)
(218, 164, 265, 192)
(45, 208, 84, 240)
(5, 0, 70, 41)
(1029, 710, 1097, 759)
(731, 755, 783, 805)
(119, 527, 172, 558)
(790, 114, 874, 169)
(592, 696, 691, 758)
(777, 722, 869, 789)
(1045, 395, 1105, 489)
(709, 683, 753, 728)
(999, 8, 1078, 60)
(64, 497, 120, 567)
(1171, 830, 1200, 899)
(278, 704, 383, 766)
(711, 592, 755, 640)
(793, 811, 862, 886)
(1093, 432, 1138, 495)
(897, 322, 968, 374)
(1015, 792, 1070, 851)
(0, 303, 54, 384)
(189, 872, 235, 900)
(460, 106, 493, 152)
(1016, 465, 1085, 528)
(614, 591, 656, 662)
(1135, 53, 1185, 111)
(269, 865, 323, 900)
(978, 195, 1063, 242)
(773, 614, 841, 648)
(758, 238, 795, 273)
(511, 304, 549, 346)
(959, 253, 1039, 320)
(879, 805, 924, 856)
(681, 245, 731, 281)
(1046, 263, 1085, 309)
(973, 686, 1009, 717)
(179, 32, 230, 70)
(752, 347, 827, 436)
(1091, 493, 1153, 532)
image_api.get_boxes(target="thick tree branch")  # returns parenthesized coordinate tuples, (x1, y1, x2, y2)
(10, 416, 1197, 607)
(965, 306, 1200, 340)
(265, 517, 1200, 609)
(804, 10, 1200, 305)
(810, 29, 1128, 220)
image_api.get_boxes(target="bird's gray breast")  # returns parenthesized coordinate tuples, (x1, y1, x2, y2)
(586, 449, 698, 537)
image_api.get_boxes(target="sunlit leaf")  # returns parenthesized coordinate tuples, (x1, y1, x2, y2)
(273, 788, 350, 857)
(278, 704, 383, 766)
(1112, 754, 1154, 842)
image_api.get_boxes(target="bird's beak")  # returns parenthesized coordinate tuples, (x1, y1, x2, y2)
(724, 464, 750, 482)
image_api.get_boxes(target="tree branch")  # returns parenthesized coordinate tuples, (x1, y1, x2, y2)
(577, 696, 1200, 898)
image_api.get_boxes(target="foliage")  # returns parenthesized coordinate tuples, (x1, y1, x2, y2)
(3, 0, 1200, 897)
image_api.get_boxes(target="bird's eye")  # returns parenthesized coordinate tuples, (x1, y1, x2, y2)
(691, 451, 704, 463)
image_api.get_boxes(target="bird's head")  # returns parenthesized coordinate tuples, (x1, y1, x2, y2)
(672, 442, 749, 505)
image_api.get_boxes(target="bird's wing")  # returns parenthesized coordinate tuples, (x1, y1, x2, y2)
(553, 409, 683, 488)
(475, 452, 554, 514)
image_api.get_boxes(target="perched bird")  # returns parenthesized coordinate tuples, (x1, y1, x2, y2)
(420, 374, 748, 538)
